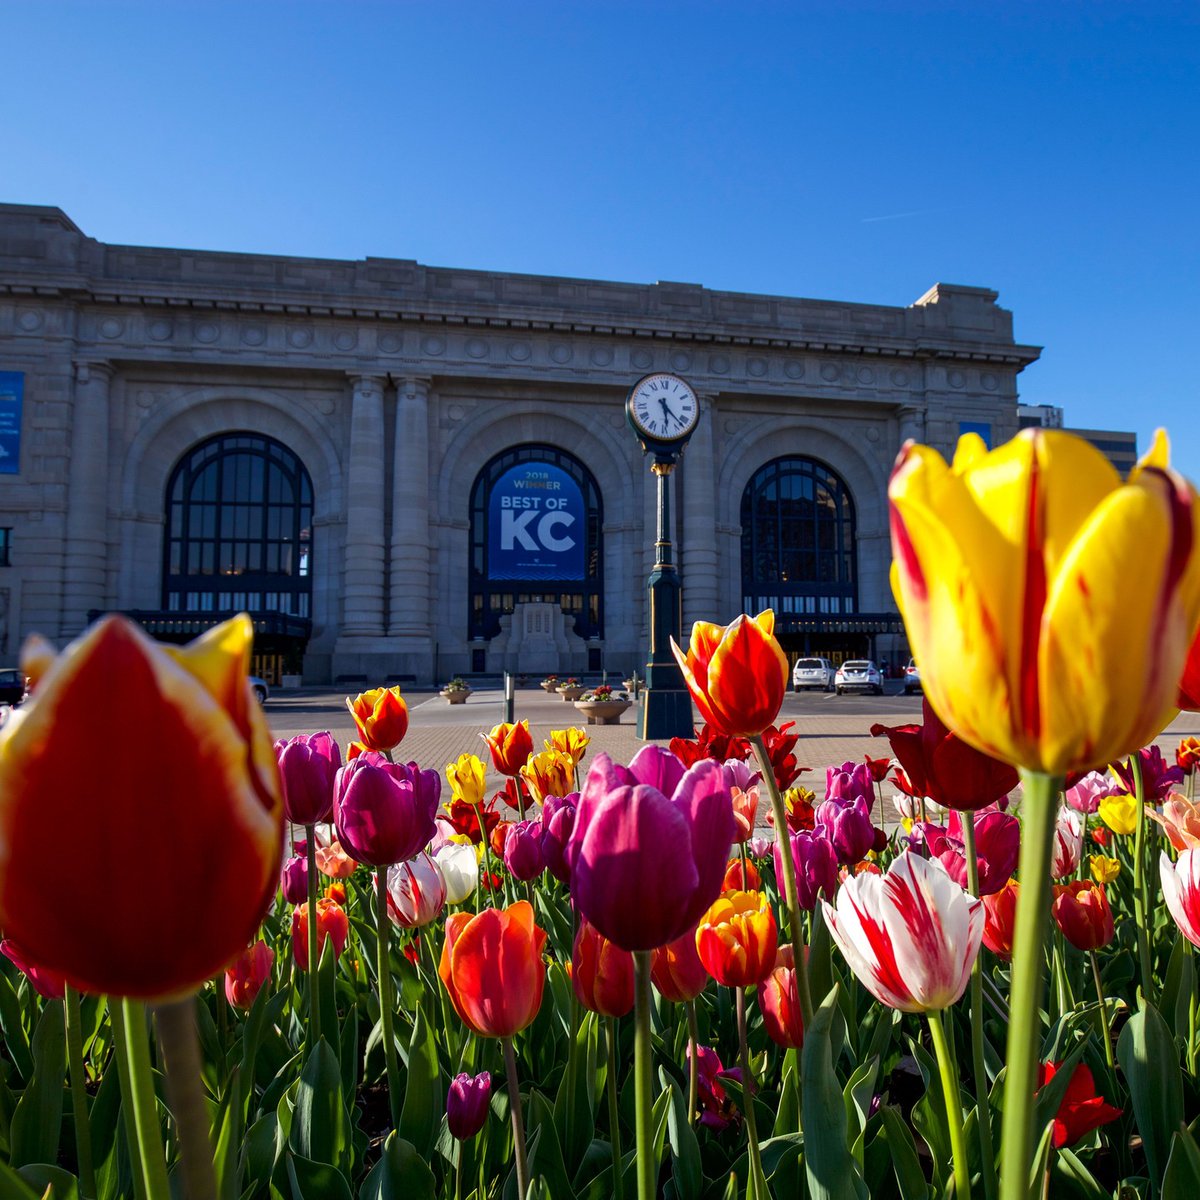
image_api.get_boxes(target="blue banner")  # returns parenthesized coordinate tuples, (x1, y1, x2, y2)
(0, 372, 22, 475)
(488, 462, 586, 581)
(958, 420, 992, 449)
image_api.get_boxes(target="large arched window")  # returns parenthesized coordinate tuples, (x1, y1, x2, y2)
(163, 433, 313, 619)
(740, 456, 857, 616)
(469, 444, 603, 640)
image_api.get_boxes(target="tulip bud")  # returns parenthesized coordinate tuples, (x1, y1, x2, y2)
(1051, 881, 1114, 951)
(759, 962, 805, 1048)
(345, 686, 408, 753)
(696, 890, 778, 988)
(435, 841, 479, 905)
(1051, 807, 1084, 879)
(385, 853, 448, 929)
(335, 754, 440, 867)
(816, 796, 876, 865)
(224, 939, 274, 1009)
(774, 829, 838, 910)
(540, 793, 578, 884)
(482, 721, 534, 777)
(572, 919, 634, 1017)
(275, 732, 340, 825)
(722, 857, 761, 892)
(982, 879, 1018, 959)
(447, 1071, 492, 1140)
(280, 855, 309, 904)
(650, 927, 709, 1003)
(504, 820, 544, 881)
(291, 898, 350, 971)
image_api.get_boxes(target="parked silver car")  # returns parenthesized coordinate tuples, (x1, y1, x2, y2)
(792, 656, 835, 692)
(903, 658, 922, 695)
(835, 659, 883, 695)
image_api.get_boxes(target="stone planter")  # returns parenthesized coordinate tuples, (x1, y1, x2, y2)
(556, 685, 585, 702)
(441, 689, 471, 704)
(574, 699, 634, 726)
(540, 680, 560, 693)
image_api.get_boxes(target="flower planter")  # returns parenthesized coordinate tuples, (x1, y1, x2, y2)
(574, 699, 634, 726)
(540, 680, 560, 693)
(441, 689, 471, 704)
(556, 685, 585, 702)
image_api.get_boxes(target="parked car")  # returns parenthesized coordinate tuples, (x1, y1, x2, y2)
(0, 668, 25, 706)
(835, 659, 883, 696)
(792, 656, 835, 692)
(903, 658, 922, 695)
(250, 676, 270, 704)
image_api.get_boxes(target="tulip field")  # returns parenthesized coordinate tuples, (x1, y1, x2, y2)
(5, 427, 1200, 1200)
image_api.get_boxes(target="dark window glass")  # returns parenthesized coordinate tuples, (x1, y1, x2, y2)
(0, 528, 11, 568)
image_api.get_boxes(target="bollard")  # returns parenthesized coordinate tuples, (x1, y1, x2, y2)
(504, 672, 515, 725)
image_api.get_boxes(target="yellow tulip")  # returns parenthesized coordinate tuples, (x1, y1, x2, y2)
(889, 428, 1200, 775)
(1098, 792, 1139, 835)
(1088, 854, 1121, 884)
(520, 748, 576, 803)
(545, 727, 590, 765)
(446, 752, 488, 807)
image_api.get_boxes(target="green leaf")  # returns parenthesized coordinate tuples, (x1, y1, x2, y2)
(661, 1070, 702, 1200)
(398, 1003, 441, 1159)
(1053, 1147, 1110, 1200)
(524, 1090, 576, 1200)
(1160, 934, 1196, 1046)
(842, 1055, 879, 1155)
(553, 1010, 598, 1169)
(772, 1050, 799, 1139)
(1162, 1126, 1200, 1199)
(15, 1165, 80, 1200)
(801, 986, 869, 1200)
(213, 1083, 242, 1200)
(242, 1113, 281, 1198)
(1027, 1119, 1055, 1200)
(1117, 997, 1184, 1192)
(878, 1105, 929, 1200)
(9, 998, 66, 1168)
(359, 1133, 437, 1200)
(285, 1151, 353, 1200)
(316, 937, 339, 1054)
(288, 1039, 351, 1174)
(0, 971, 33, 1083)
(0, 1160, 39, 1200)
(909, 1038, 951, 1196)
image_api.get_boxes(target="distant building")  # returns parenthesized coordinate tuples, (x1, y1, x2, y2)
(1018, 403, 1137, 473)
(0, 203, 1042, 682)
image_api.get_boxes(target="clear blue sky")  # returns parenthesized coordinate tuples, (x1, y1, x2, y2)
(5, 0, 1198, 475)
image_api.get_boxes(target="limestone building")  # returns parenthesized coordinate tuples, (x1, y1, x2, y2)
(0, 203, 1040, 684)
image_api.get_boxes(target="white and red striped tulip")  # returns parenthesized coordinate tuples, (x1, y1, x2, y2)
(821, 850, 984, 1013)
(384, 852, 448, 929)
(1160, 849, 1200, 949)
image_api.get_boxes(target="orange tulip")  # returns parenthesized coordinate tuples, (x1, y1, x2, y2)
(346, 686, 409, 753)
(722, 857, 761, 892)
(671, 610, 789, 738)
(0, 614, 282, 998)
(315, 839, 357, 879)
(695, 890, 778, 988)
(572, 918, 634, 1018)
(439, 901, 547, 1038)
(520, 749, 576, 803)
(731, 785, 761, 841)
(1149, 792, 1200, 851)
(759, 959, 805, 1048)
(482, 721, 534, 777)
(1178, 736, 1200, 773)
(291, 898, 350, 971)
(650, 928, 710, 1002)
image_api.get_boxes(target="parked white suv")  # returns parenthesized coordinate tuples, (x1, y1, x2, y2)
(792, 657, 835, 692)
(835, 660, 883, 696)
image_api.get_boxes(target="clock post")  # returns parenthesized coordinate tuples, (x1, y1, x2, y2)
(624, 373, 699, 740)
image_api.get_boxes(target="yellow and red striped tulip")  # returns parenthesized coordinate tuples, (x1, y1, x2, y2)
(0, 614, 283, 998)
(482, 721, 533, 777)
(888, 428, 1200, 775)
(520, 748, 575, 803)
(695, 889, 778, 988)
(345, 685, 409, 753)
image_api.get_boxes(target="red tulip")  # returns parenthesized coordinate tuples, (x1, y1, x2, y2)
(1051, 881, 1114, 951)
(981, 879, 1019, 959)
(482, 721, 534, 776)
(291, 898, 350, 971)
(650, 928, 709, 1003)
(224, 939, 274, 1009)
(759, 957, 805, 1048)
(572, 919, 635, 1017)
(1, 939, 67, 1000)
(722, 857, 761, 892)
(1178, 736, 1200, 774)
(345, 686, 409, 753)
(1036, 1061, 1122, 1148)
(1179, 623, 1200, 711)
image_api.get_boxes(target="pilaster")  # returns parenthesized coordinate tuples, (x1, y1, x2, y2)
(681, 393, 719, 632)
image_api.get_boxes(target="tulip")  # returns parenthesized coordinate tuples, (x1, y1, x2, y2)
(314, 838, 357, 878)
(446, 752, 488, 806)
(724, 758, 761, 792)
(346, 685, 408, 753)
(870, 698, 1018, 811)
(1036, 1062, 1122, 1148)
(540, 793, 577, 883)
(1112, 744, 1185, 802)
(731, 785, 761, 841)
(439, 901, 547, 1038)
(566, 747, 738, 951)
(1051, 807, 1084, 879)
(0, 614, 282, 997)
(224, 940, 274, 1009)
(489, 820, 512, 859)
(280, 855, 309, 904)
(888, 427, 1200, 776)
(650, 928, 710, 1002)
(1181, 623, 1200, 711)
(770, 785, 817, 833)
(291, 898, 350, 971)
(385, 852, 448, 929)
(695, 890, 777, 988)
(482, 721, 534, 777)
(520, 749, 575, 803)
(447, 1072, 492, 1140)
(325, 881, 346, 904)
(503, 820, 545, 882)
(572, 919, 635, 1017)
(1, 939, 67, 1000)
(669, 724, 751, 770)
(760, 722, 807, 789)
(444, 796, 500, 845)
(1088, 855, 1121, 884)
(864, 754, 892, 783)
(822, 851, 983, 1012)
(1160, 849, 1200, 949)
(275, 731, 340, 825)
(1149, 792, 1200, 851)
(1178, 735, 1200, 773)
(747, 835, 771, 859)
(690, 1044, 743, 1132)
(335, 753, 440, 866)
(722, 857, 761, 892)
(825, 760, 875, 809)
(545, 727, 589, 766)
(759, 959, 805, 1049)
(670, 610, 789, 738)
(774, 828, 838, 910)
(913, 808, 1020, 896)
(981, 880, 1019, 959)
(1098, 792, 1138, 835)
(1051, 881, 1114, 951)
(1064, 770, 1119, 815)
(435, 841, 479, 904)
(816, 795, 876, 865)
(1092, 825, 1112, 848)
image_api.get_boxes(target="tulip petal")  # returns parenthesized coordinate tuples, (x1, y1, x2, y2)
(627, 744, 687, 799)
(1161, 850, 1200, 949)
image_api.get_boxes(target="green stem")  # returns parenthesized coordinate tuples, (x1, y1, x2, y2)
(155, 997, 218, 1200)
(686, 998, 700, 1124)
(751, 735, 814, 1029)
(376, 869, 403, 1127)
(929, 1008, 972, 1200)
(1089, 950, 1115, 1070)
(119, 998, 171, 1200)
(999, 769, 1060, 1200)
(503, 1036, 531, 1200)
(606, 1016, 624, 1200)
(736, 986, 767, 1200)
(960, 816, 998, 1200)
(633, 951, 656, 1200)
(64, 987, 96, 1199)
(1131, 755, 1156, 1004)
(305, 824, 321, 1043)
(108, 999, 149, 1200)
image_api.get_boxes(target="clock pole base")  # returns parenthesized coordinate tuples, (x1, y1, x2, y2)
(639, 687, 695, 741)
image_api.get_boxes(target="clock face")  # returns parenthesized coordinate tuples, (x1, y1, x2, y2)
(627, 374, 699, 442)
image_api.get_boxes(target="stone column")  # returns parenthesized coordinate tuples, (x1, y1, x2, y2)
(681, 393, 719, 631)
(387, 376, 435, 678)
(339, 373, 387, 639)
(61, 361, 113, 636)
(897, 403, 926, 446)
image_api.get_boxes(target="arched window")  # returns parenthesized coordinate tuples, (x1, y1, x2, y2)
(163, 433, 313, 619)
(740, 456, 857, 616)
(468, 444, 603, 640)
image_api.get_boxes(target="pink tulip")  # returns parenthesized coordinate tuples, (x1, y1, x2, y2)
(821, 850, 983, 1012)
(1051, 807, 1084, 879)
(384, 852, 448, 929)
(1064, 771, 1119, 815)
(911, 808, 1020, 896)
(1, 939, 67, 1000)
(1160, 849, 1200, 948)
(224, 939, 274, 1009)
(731, 785, 761, 842)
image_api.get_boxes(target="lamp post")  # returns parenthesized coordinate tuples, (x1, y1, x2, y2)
(625, 373, 700, 740)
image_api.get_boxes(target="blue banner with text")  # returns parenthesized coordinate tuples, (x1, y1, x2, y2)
(0, 372, 23, 475)
(488, 462, 586, 581)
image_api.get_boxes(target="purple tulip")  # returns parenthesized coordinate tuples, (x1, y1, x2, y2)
(774, 828, 838, 910)
(504, 820, 545, 881)
(566, 747, 737, 952)
(825, 761, 875, 810)
(747, 835, 771, 859)
(334, 753, 440, 867)
(541, 793, 578, 884)
(447, 1071, 492, 1140)
(690, 1044, 743, 1132)
(816, 795, 876, 865)
(275, 731, 341, 825)
(911, 808, 1020, 896)
(1064, 771, 1118, 815)
(1112, 745, 1185, 802)
(723, 758, 761, 792)
(280, 855, 309, 904)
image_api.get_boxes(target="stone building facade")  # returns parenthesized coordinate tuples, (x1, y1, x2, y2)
(0, 203, 1040, 683)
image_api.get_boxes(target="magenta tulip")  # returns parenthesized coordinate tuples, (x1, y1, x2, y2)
(540, 793, 577, 883)
(825, 761, 875, 809)
(912, 808, 1020, 896)
(447, 1071, 492, 1140)
(275, 731, 340, 825)
(567, 747, 737, 951)
(774, 828, 838, 909)
(1112, 745, 1185, 802)
(1, 939, 67, 1000)
(816, 795, 876, 865)
(334, 753, 439, 867)
(280, 855, 309, 904)
(504, 820, 545, 881)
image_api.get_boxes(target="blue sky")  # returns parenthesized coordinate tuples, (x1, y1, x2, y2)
(4, 0, 1198, 474)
